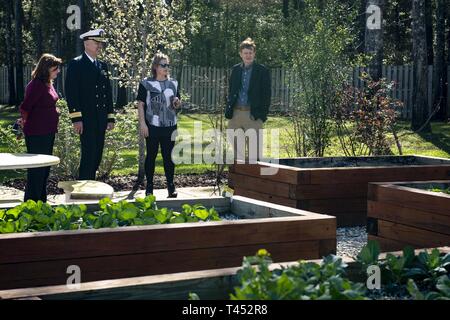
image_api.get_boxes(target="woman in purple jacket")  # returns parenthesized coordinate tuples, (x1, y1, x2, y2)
(19, 53, 62, 202)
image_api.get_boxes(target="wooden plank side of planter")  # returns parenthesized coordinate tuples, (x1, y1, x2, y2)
(368, 235, 415, 252)
(331, 212, 367, 227)
(369, 184, 450, 216)
(368, 200, 450, 235)
(233, 188, 297, 208)
(230, 197, 365, 227)
(290, 183, 369, 200)
(0, 239, 332, 290)
(0, 217, 335, 264)
(231, 163, 310, 185)
(229, 172, 292, 198)
(377, 220, 450, 248)
(5, 246, 450, 300)
(297, 198, 367, 213)
(319, 239, 337, 257)
(309, 166, 450, 185)
(0, 266, 244, 300)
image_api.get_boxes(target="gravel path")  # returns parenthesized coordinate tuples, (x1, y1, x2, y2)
(336, 226, 368, 259)
(219, 217, 369, 260)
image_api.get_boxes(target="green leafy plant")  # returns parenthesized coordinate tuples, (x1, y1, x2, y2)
(230, 249, 367, 300)
(357, 239, 380, 269)
(407, 275, 450, 300)
(428, 187, 450, 195)
(0, 195, 221, 234)
(0, 200, 86, 233)
(357, 241, 450, 298)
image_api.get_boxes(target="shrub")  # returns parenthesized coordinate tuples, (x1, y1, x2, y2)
(283, 0, 357, 157)
(0, 122, 26, 153)
(97, 103, 138, 179)
(333, 73, 403, 156)
(52, 99, 81, 178)
(0, 99, 139, 180)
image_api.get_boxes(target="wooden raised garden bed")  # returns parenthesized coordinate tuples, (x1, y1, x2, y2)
(0, 196, 335, 290)
(368, 180, 450, 251)
(229, 155, 450, 227)
(2, 247, 449, 300)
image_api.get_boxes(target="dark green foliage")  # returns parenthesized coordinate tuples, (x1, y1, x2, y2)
(230, 249, 367, 300)
(358, 240, 450, 299)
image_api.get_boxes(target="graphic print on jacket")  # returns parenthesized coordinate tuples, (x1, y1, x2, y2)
(141, 78, 178, 127)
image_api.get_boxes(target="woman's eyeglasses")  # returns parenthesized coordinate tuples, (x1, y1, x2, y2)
(159, 63, 170, 68)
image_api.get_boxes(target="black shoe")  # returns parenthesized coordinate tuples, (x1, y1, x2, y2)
(145, 183, 154, 196)
(167, 183, 177, 198)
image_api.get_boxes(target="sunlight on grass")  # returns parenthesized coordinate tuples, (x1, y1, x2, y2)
(1, 107, 450, 181)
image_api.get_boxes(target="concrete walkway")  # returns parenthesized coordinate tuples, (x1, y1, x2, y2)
(0, 186, 226, 209)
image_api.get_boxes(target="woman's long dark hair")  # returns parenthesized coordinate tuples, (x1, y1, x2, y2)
(32, 53, 62, 84)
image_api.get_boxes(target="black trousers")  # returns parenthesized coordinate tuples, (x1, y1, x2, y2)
(79, 127, 106, 180)
(145, 125, 176, 187)
(24, 133, 55, 202)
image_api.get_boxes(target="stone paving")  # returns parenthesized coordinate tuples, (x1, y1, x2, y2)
(0, 186, 225, 208)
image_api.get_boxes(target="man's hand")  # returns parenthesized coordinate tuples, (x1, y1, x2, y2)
(107, 122, 115, 131)
(73, 121, 83, 135)
(140, 122, 149, 138)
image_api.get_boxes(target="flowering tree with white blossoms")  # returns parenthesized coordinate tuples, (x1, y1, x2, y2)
(91, 0, 187, 188)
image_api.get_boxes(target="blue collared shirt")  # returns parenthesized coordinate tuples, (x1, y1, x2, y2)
(237, 63, 253, 106)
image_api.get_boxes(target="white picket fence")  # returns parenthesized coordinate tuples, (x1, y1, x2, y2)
(1, 65, 448, 119)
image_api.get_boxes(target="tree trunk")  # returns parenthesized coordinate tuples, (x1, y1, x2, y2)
(392, 1, 402, 64)
(425, 0, 433, 65)
(35, 24, 43, 59)
(411, 0, 431, 132)
(282, 0, 289, 19)
(5, 0, 16, 105)
(446, 3, 450, 120)
(14, 0, 24, 105)
(357, 0, 367, 54)
(432, 0, 446, 120)
(76, 0, 84, 55)
(54, 18, 63, 93)
(292, 0, 305, 12)
(134, 7, 151, 191)
(365, 0, 384, 81)
(116, 84, 127, 108)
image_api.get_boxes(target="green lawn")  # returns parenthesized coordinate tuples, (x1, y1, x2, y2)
(1, 104, 450, 182)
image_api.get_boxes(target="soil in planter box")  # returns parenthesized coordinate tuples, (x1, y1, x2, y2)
(401, 182, 450, 193)
(279, 156, 450, 169)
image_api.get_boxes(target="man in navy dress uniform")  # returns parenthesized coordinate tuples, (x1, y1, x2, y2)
(65, 29, 115, 180)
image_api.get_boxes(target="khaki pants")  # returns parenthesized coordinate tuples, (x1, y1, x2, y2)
(227, 108, 263, 163)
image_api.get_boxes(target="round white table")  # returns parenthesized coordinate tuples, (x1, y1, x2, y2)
(0, 153, 60, 170)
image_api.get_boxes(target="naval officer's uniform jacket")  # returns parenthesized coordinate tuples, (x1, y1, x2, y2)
(65, 52, 115, 179)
